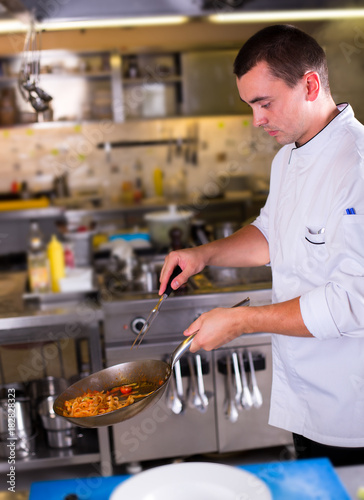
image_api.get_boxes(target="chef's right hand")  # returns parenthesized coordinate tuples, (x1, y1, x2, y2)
(159, 248, 206, 295)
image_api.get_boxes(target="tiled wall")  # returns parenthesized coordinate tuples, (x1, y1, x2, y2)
(0, 115, 278, 201)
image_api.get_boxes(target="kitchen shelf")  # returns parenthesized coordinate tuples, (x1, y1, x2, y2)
(38, 71, 113, 80)
(0, 46, 248, 127)
(0, 49, 117, 125)
(122, 75, 182, 86)
(0, 315, 112, 476)
(0, 428, 100, 473)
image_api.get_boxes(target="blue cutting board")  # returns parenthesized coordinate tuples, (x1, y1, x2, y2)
(242, 458, 351, 500)
(29, 458, 350, 500)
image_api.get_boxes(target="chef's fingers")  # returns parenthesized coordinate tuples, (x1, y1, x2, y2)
(159, 253, 186, 294)
(184, 308, 243, 353)
(183, 316, 204, 353)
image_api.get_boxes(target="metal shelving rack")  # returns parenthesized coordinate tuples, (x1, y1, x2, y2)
(0, 308, 112, 477)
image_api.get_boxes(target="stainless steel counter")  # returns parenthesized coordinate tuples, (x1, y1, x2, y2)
(0, 271, 103, 334)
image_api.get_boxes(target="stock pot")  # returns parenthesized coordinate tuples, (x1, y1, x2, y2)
(144, 204, 194, 248)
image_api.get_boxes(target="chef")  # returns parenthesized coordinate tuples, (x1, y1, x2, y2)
(159, 24, 364, 466)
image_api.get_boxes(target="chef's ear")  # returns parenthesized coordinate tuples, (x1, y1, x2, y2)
(304, 71, 320, 102)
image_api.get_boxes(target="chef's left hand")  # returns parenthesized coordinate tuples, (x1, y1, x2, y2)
(184, 307, 247, 353)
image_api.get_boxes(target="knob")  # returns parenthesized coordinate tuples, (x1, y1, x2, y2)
(130, 317, 146, 335)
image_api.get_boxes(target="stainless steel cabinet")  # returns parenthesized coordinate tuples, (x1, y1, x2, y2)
(106, 342, 217, 464)
(181, 50, 251, 116)
(213, 338, 292, 453)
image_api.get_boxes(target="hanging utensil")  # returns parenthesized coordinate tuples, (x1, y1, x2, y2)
(187, 355, 203, 411)
(232, 352, 243, 409)
(29, 93, 49, 112)
(248, 350, 263, 408)
(195, 354, 208, 409)
(34, 86, 53, 102)
(174, 359, 184, 404)
(224, 353, 238, 423)
(131, 265, 183, 349)
(238, 350, 253, 410)
(166, 367, 183, 415)
(18, 18, 52, 111)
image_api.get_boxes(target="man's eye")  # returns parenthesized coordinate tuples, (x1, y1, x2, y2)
(261, 103, 270, 109)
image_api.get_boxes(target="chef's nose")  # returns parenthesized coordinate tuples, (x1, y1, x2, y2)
(253, 111, 268, 128)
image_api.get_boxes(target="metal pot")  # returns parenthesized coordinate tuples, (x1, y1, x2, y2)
(46, 428, 76, 448)
(27, 376, 69, 402)
(144, 205, 194, 249)
(213, 221, 240, 240)
(64, 231, 95, 267)
(38, 395, 74, 431)
(0, 396, 33, 438)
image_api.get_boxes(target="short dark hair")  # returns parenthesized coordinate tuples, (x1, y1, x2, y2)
(233, 24, 330, 93)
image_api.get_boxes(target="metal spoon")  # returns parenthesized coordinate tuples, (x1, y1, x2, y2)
(224, 353, 238, 423)
(248, 350, 263, 408)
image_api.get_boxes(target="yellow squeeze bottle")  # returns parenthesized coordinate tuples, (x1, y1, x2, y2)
(153, 167, 163, 197)
(47, 235, 65, 292)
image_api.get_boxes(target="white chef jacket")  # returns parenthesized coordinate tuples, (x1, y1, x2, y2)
(252, 103, 364, 447)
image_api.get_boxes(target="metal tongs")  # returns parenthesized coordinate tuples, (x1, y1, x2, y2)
(131, 266, 183, 349)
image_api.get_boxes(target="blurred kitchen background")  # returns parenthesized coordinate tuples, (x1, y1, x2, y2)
(0, 1, 362, 229)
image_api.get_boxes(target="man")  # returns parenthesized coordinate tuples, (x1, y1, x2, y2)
(159, 25, 364, 466)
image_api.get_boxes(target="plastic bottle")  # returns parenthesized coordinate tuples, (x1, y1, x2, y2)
(133, 158, 144, 202)
(153, 167, 164, 197)
(27, 221, 50, 293)
(47, 235, 65, 293)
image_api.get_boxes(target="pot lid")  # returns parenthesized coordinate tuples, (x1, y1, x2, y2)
(144, 204, 194, 221)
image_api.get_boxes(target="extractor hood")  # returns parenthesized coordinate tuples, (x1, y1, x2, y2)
(1, 0, 362, 23)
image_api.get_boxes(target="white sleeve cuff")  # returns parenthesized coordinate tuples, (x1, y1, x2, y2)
(299, 286, 341, 340)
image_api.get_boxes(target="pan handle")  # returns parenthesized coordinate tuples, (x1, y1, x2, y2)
(171, 332, 198, 369)
(170, 296, 250, 369)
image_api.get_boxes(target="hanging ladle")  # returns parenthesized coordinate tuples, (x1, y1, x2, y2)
(29, 93, 49, 112)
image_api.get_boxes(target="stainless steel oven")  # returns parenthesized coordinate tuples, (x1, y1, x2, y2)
(102, 287, 292, 465)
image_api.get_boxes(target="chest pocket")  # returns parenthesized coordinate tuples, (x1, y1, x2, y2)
(304, 226, 325, 245)
(342, 214, 364, 259)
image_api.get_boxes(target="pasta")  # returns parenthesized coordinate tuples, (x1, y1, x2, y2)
(62, 383, 156, 418)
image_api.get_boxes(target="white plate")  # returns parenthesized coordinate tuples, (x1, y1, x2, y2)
(110, 462, 272, 500)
